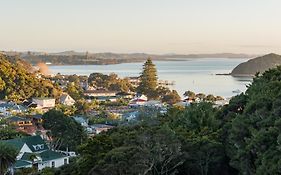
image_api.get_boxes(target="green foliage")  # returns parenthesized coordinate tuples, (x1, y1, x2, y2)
(162, 90, 181, 104)
(184, 90, 196, 98)
(0, 142, 18, 175)
(42, 109, 87, 151)
(74, 99, 98, 114)
(55, 104, 77, 116)
(58, 64, 281, 174)
(0, 54, 62, 102)
(40, 167, 57, 175)
(0, 127, 29, 140)
(66, 82, 83, 100)
(223, 66, 281, 174)
(138, 58, 158, 99)
(157, 86, 181, 104)
(62, 102, 229, 175)
(88, 73, 133, 92)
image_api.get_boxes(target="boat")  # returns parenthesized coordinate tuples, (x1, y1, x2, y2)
(232, 89, 241, 94)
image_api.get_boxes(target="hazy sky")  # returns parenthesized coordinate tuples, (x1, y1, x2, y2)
(0, 0, 281, 54)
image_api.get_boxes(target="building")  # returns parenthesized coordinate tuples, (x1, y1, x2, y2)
(0, 102, 27, 116)
(127, 77, 140, 87)
(116, 92, 133, 99)
(59, 94, 75, 106)
(32, 98, 56, 109)
(6, 116, 47, 136)
(84, 90, 118, 102)
(83, 90, 116, 97)
(73, 116, 89, 127)
(7, 116, 33, 127)
(129, 94, 148, 107)
(90, 124, 114, 134)
(2, 136, 72, 171)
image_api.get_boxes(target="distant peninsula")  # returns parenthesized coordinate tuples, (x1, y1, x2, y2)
(231, 53, 281, 77)
(0, 51, 256, 66)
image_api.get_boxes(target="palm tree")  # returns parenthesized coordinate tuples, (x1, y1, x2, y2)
(28, 153, 39, 173)
(0, 142, 18, 174)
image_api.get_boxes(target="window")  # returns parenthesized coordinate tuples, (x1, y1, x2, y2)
(64, 158, 68, 165)
(51, 161, 55, 168)
(32, 144, 44, 150)
(33, 145, 39, 151)
(39, 144, 44, 149)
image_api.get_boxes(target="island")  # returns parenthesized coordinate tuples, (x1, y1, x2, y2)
(231, 53, 281, 77)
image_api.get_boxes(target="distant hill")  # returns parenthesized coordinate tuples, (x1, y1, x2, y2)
(231, 53, 281, 76)
(2, 51, 256, 65)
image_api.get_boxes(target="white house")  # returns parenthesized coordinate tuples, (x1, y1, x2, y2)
(129, 94, 148, 107)
(59, 94, 75, 106)
(32, 98, 56, 109)
(2, 136, 73, 171)
(83, 90, 116, 97)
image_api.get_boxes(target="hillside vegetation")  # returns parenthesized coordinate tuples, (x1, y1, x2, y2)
(231, 53, 281, 76)
(0, 54, 62, 102)
(57, 65, 281, 175)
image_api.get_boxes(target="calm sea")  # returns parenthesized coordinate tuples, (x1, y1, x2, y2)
(49, 58, 252, 98)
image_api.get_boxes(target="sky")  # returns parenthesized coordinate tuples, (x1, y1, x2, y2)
(0, 0, 281, 54)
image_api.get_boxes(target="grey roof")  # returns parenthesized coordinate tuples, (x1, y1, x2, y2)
(90, 124, 114, 129)
(0, 103, 27, 111)
(73, 116, 88, 124)
(60, 94, 75, 103)
(7, 116, 32, 122)
(30, 114, 43, 120)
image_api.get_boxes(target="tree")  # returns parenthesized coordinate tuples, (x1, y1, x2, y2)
(43, 109, 87, 151)
(0, 77, 5, 91)
(205, 94, 216, 102)
(162, 90, 181, 104)
(224, 66, 281, 174)
(184, 90, 195, 98)
(0, 143, 18, 175)
(89, 126, 183, 175)
(75, 99, 98, 114)
(0, 54, 62, 102)
(0, 127, 28, 140)
(196, 93, 206, 101)
(137, 58, 158, 99)
(66, 82, 83, 100)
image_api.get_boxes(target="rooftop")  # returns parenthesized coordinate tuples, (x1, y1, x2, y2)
(3, 136, 48, 153)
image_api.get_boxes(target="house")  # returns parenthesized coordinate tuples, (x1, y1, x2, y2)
(32, 98, 55, 109)
(6, 116, 45, 136)
(59, 94, 75, 106)
(174, 101, 190, 107)
(84, 90, 116, 97)
(183, 97, 195, 103)
(29, 114, 43, 125)
(122, 111, 140, 121)
(2, 136, 72, 171)
(73, 116, 89, 127)
(22, 100, 38, 108)
(90, 124, 114, 134)
(144, 100, 163, 107)
(0, 102, 27, 116)
(116, 92, 133, 99)
(84, 90, 118, 102)
(129, 94, 148, 107)
(213, 98, 230, 107)
(7, 116, 33, 127)
(127, 77, 140, 87)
